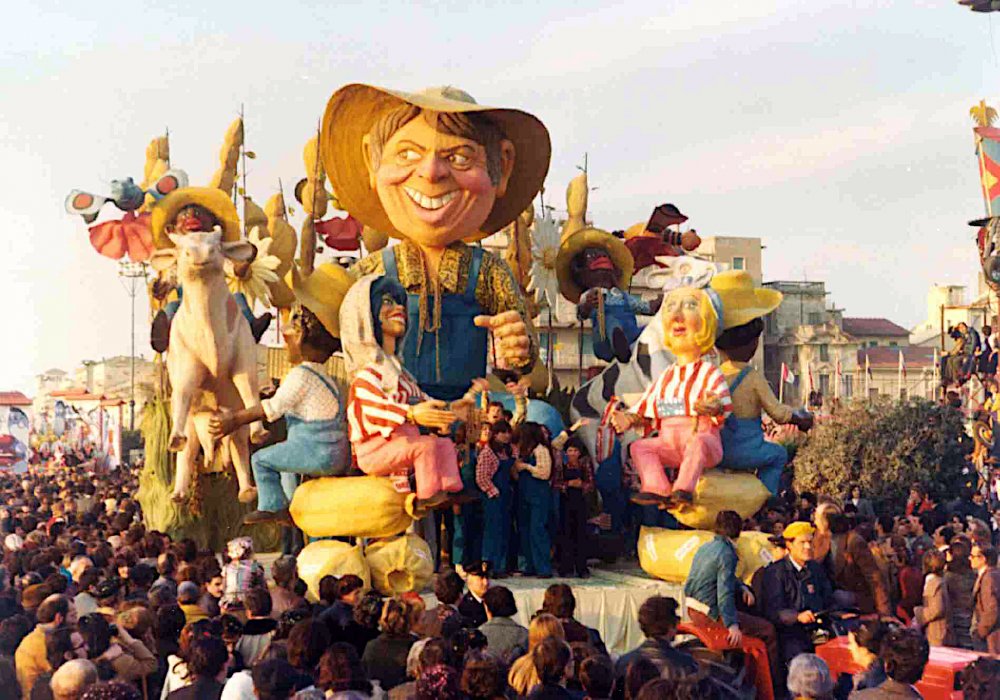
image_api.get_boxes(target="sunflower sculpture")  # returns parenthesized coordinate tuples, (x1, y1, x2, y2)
(526, 211, 562, 310)
(225, 226, 281, 306)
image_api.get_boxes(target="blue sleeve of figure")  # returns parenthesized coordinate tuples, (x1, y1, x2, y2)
(718, 543, 739, 628)
(625, 293, 652, 315)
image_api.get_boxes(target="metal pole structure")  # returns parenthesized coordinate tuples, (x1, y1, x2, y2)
(118, 261, 149, 430)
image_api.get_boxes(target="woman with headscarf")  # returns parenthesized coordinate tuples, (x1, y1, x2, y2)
(341, 274, 470, 513)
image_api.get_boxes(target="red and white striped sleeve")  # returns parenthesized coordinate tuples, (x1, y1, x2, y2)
(703, 364, 733, 425)
(630, 370, 664, 419)
(347, 365, 409, 442)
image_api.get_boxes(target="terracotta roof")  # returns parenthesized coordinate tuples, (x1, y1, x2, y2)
(842, 317, 910, 338)
(857, 346, 937, 369)
(0, 392, 32, 406)
(49, 388, 102, 400)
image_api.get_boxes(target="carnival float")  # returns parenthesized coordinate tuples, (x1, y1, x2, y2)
(64, 82, 813, 597)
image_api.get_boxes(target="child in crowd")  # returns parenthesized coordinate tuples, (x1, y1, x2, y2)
(553, 437, 596, 578)
(220, 537, 265, 612)
(514, 422, 554, 578)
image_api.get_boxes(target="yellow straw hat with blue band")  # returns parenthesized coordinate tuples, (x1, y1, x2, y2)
(709, 270, 783, 331)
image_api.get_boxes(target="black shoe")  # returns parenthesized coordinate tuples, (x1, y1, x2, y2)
(151, 311, 170, 353)
(630, 491, 671, 507)
(612, 327, 632, 363)
(243, 508, 292, 526)
(672, 489, 694, 505)
(250, 313, 273, 344)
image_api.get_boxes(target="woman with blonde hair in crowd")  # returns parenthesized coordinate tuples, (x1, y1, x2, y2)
(507, 613, 566, 697)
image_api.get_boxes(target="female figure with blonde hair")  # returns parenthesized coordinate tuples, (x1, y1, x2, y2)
(611, 285, 731, 505)
(507, 613, 565, 697)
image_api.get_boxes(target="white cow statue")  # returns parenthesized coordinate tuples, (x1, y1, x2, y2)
(150, 230, 263, 503)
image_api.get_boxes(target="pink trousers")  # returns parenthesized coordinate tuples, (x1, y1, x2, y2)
(354, 424, 463, 500)
(629, 417, 723, 496)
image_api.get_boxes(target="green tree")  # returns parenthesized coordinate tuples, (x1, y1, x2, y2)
(793, 397, 973, 510)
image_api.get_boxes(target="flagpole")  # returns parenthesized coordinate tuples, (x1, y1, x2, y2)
(898, 351, 903, 402)
(865, 352, 871, 400)
(977, 131, 994, 218)
(779, 363, 785, 403)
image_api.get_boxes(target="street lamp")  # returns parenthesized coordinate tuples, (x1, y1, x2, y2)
(118, 260, 149, 431)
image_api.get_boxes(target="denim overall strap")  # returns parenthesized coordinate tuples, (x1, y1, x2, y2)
(296, 364, 346, 433)
(383, 246, 488, 401)
(729, 366, 753, 394)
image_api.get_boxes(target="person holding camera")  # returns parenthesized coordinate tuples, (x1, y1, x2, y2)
(77, 614, 157, 686)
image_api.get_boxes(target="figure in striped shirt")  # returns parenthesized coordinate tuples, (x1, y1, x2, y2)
(341, 274, 477, 515)
(611, 286, 732, 506)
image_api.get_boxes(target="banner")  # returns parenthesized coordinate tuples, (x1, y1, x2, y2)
(0, 406, 31, 473)
(975, 126, 1000, 216)
(102, 404, 122, 470)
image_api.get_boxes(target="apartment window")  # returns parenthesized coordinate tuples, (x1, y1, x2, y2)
(819, 374, 830, 396)
(869, 341, 878, 348)
(581, 335, 594, 359)
(889, 341, 898, 347)
(808, 312, 821, 325)
(844, 375, 853, 398)
(732, 256, 745, 271)
(819, 344, 829, 362)
(538, 333, 550, 364)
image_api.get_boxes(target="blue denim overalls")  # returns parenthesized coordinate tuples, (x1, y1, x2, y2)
(587, 288, 647, 362)
(718, 366, 787, 495)
(481, 448, 515, 574)
(382, 247, 488, 401)
(451, 447, 483, 568)
(517, 452, 552, 576)
(251, 365, 349, 513)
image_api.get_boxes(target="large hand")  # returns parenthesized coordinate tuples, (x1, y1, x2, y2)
(449, 398, 474, 423)
(475, 311, 530, 369)
(694, 394, 724, 417)
(410, 400, 457, 431)
(207, 410, 237, 439)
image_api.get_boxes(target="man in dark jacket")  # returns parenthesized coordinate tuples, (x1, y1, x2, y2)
(458, 561, 490, 628)
(972, 544, 1000, 653)
(684, 510, 777, 684)
(761, 521, 836, 666)
(613, 596, 697, 683)
(850, 627, 928, 699)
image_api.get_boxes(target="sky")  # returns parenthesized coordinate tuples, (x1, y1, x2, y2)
(1, 0, 998, 393)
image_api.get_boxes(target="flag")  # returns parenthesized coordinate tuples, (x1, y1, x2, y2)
(835, 357, 843, 378)
(898, 350, 907, 380)
(808, 363, 814, 392)
(975, 126, 1000, 216)
(865, 353, 872, 378)
(780, 363, 795, 384)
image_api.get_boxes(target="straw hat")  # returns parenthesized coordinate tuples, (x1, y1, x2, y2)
(151, 187, 241, 248)
(709, 270, 782, 330)
(320, 84, 551, 240)
(288, 263, 354, 337)
(555, 228, 634, 303)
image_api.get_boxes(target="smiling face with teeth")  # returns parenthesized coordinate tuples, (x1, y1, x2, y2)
(364, 112, 514, 248)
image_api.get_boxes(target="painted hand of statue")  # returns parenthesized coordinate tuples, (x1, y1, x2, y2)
(449, 397, 474, 423)
(475, 311, 530, 369)
(694, 394, 723, 417)
(469, 378, 490, 394)
(411, 400, 457, 431)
